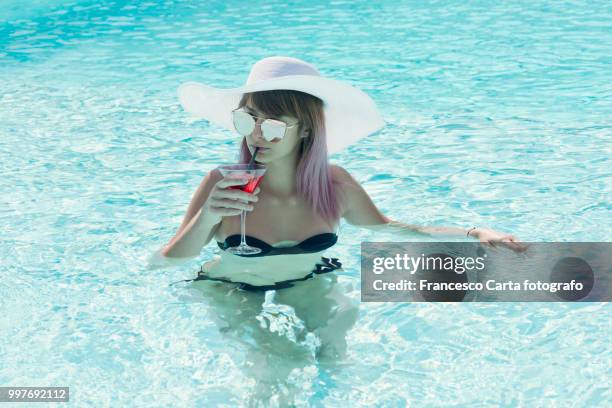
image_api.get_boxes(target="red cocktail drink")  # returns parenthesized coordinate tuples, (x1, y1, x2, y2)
(230, 175, 264, 194)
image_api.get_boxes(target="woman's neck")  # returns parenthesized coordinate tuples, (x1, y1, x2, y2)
(260, 152, 300, 198)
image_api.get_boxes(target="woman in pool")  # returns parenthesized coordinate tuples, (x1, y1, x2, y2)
(156, 56, 523, 289)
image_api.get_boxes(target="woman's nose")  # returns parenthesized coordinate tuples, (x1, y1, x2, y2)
(251, 120, 265, 142)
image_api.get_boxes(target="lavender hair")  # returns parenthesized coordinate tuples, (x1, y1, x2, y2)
(236, 90, 340, 222)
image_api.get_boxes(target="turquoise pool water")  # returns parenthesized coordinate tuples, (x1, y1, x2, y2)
(1, 0, 610, 406)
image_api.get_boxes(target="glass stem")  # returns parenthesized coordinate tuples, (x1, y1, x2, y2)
(240, 209, 247, 247)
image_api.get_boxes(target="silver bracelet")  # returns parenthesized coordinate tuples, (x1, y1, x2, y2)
(467, 227, 477, 237)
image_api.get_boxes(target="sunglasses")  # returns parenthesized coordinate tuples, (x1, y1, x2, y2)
(231, 108, 300, 142)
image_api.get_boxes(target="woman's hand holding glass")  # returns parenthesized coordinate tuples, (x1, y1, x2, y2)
(203, 176, 260, 222)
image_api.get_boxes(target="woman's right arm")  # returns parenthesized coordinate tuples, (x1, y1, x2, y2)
(147, 169, 259, 268)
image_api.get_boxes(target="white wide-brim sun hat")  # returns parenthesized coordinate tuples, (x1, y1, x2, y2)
(178, 56, 385, 154)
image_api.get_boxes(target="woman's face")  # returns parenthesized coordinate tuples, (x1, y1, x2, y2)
(243, 102, 305, 164)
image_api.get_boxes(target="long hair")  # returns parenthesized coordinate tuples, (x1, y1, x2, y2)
(237, 90, 340, 222)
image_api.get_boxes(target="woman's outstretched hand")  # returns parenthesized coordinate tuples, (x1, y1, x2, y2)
(470, 228, 528, 252)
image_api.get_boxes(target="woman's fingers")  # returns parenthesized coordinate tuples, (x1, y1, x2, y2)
(206, 176, 261, 217)
(204, 176, 260, 218)
(502, 237, 529, 253)
(483, 234, 528, 253)
(208, 206, 243, 216)
(484, 239, 497, 248)
(216, 176, 250, 189)
(209, 198, 254, 211)
(214, 177, 259, 201)
(215, 188, 258, 202)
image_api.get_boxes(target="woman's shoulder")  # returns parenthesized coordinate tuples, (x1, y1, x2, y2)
(329, 165, 387, 225)
(330, 165, 360, 213)
(330, 164, 349, 182)
(330, 164, 358, 188)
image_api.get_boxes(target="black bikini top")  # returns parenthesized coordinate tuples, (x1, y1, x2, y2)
(217, 233, 338, 257)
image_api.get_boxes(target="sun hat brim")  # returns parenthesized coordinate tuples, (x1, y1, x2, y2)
(178, 75, 385, 154)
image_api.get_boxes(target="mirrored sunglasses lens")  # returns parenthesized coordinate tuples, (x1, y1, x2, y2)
(232, 111, 255, 136)
(261, 119, 286, 141)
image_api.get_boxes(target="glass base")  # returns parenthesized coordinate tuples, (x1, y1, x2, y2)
(225, 244, 262, 256)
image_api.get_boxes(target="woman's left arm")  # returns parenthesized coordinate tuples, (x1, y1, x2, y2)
(333, 166, 526, 252)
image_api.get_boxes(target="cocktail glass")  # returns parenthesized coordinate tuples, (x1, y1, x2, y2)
(217, 164, 266, 255)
